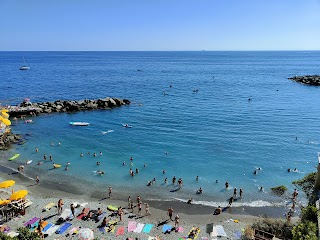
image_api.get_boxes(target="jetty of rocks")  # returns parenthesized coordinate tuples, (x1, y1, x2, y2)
(8, 97, 131, 117)
(288, 75, 320, 86)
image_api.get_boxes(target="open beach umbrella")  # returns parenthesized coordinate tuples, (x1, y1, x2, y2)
(0, 180, 15, 188)
(0, 118, 11, 126)
(1, 109, 9, 112)
(1, 112, 9, 118)
(0, 199, 11, 205)
(78, 228, 94, 240)
(10, 190, 28, 201)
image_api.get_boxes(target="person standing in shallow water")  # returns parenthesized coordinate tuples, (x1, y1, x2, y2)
(108, 186, 112, 198)
(225, 181, 229, 189)
(239, 188, 243, 198)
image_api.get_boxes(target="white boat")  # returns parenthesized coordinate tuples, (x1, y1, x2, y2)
(69, 122, 90, 126)
(20, 57, 30, 70)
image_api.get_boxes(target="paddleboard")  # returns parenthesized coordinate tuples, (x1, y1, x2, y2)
(69, 122, 90, 126)
(9, 154, 20, 161)
(26, 160, 32, 165)
(102, 130, 114, 134)
(53, 164, 61, 168)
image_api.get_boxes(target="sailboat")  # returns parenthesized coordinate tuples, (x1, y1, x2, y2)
(20, 57, 30, 70)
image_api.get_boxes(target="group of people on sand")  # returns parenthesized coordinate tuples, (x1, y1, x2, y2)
(126, 195, 151, 216)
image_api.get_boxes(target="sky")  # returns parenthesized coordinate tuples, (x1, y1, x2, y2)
(1, 0, 320, 51)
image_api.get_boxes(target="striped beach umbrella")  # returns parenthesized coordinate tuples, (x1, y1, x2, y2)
(78, 228, 94, 240)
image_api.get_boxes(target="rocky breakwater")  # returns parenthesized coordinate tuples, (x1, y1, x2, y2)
(0, 131, 22, 150)
(9, 97, 131, 117)
(288, 75, 320, 86)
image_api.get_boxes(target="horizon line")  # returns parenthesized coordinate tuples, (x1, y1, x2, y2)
(0, 50, 320, 52)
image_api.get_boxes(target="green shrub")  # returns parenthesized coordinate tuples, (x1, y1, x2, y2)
(270, 185, 288, 196)
(292, 172, 316, 204)
(301, 204, 318, 223)
(17, 227, 41, 240)
(0, 231, 18, 240)
(251, 218, 293, 239)
(292, 221, 317, 240)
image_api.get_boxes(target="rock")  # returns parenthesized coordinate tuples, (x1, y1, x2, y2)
(288, 75, 320, 86)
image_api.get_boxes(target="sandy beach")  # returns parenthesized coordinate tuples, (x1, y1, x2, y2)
(0, 165, 299, 240)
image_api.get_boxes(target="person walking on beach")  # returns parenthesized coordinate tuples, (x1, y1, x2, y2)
(145, 203, 150, 216)
(138, 202, 142, 215)
(292, 189, 298, 201)
(228, 196, 234, 207)
(128, 196, 131, 208)
(108, 186, 113, 198)
(137, 196, 141, 203)
(174, 215, 180, 229)
(70, 204, 75, 217)
(167, 207, 174, 221)
(130, 201, 134, 213)
(118, 207, 123, 221)
(36, 175, 40, 185)
(58, 199, 64, 214)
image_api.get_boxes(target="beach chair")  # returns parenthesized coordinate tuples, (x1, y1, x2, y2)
(23, 217, 39, 227)
(56, 222, 72, 234)
(187, 227, 201, 239)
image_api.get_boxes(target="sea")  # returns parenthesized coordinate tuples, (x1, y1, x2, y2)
(0, 51, 320, 208)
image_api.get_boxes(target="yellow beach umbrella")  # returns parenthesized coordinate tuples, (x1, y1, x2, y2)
(10, 190, 28, 201)
(1, 112, 9, 118)
(0, 180, 15, 188)
(1, 109, 9, 113)
(1, 118, 11, 126)
(0, 199, 11, 205)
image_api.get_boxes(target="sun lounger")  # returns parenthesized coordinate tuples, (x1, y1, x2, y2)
(128, 221, 137, 232)
(77, 208, 90, 220)
(42, 223, 54, 232)
(215, 225, 227, 237)
(23, 217, 39, 227)
(187, 227, 201, 239)
(42, 202, 55, 212)
(116, 226, 125, 236)
(162, 224, 172, 233)
(46, 225, 59, 236)
(142, 224, 154, 233)
(56, 222, 72, 234)
(134, 223, 145, 233)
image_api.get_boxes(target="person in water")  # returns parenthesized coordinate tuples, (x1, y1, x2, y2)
(80, 152, 83, 157)
(239, 188, 243, 198)
(225, 181, 229, 189)
(93, 153, 97, 157)
(135, 168, 139, 173)
(172, 176, 176, 185)
(163, 169, 166, 174)
(197, 187, 203, 194)
(164, 178, 168, 184)
(123, 161, 126, 166)
(196, 176, 199, 181)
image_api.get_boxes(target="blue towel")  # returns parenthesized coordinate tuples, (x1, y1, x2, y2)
(56, 222, 72, 234)
(143, 224, 154, 233)
(99, 226, 105, 233)
(42, 223, 53, 232)
(162, 224, 172, 233)
(96, 212, 106, 221)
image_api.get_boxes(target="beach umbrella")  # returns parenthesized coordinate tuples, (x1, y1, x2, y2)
(10, 190, 28, 201)
(78, 228, 94, 240)
(1, 112, 9, 118)
(1, 109, 9, 113)
(1, 118, 11, 126)
(0, 180, 15, 188)
(0, 199, 11, 205)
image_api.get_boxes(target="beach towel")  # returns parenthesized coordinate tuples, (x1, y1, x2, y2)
(59, 209, 72, 221)
(77, 208, 90, 220)
(42, 202, 55, 212)
(67, 209, 80, 221)
(162, 224, 172, 233)
(128, 221, 137, 232)
(23, 217, 39, 227)
(96, 211, 106, 221)
(134, 223, 145, 233)
(148, 237, 157, 240)
(46, 225, 59, 236)
(56, 222, 72, 234)
(177, 227, 184, 233)
(142, 224, 154, 233)
(234, 230, 242, 239)
(116, 226, 125, 236)
(187, 227, 201, 239)
(211, 226, 218, 238)
(42, 223, 53, 233)
(215, 225, 227, 237)
(68, 226, 80, 236)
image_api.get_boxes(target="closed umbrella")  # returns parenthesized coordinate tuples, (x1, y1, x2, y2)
(0, 180, 15, 188)
(78, 228, 94, 240)
(10, 190, 28, 201)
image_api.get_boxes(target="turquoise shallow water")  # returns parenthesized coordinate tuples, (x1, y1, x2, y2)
(1, 51, 320, 207)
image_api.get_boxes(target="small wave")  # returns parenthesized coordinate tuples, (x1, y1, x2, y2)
(173, 198, 281, 207)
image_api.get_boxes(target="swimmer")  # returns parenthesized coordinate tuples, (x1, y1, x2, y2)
(258, 167, 261, 170)
(35, 148, 39, 153)
(65, 166, 68, 171)
(254, 170, 257, 175)
(239, 188, 243, 198)
(131, 172, 135, 177)
(144, 163, 147, 167)
(93, 153, 97, 157)
(187, 198, 193, 204)
(197, 187, 203, 194)
(130, 162, 133, 166)
(43, 154, 47, 160)
(172, 176, 176, 185)
(49, 154, 52, 161)
(97, 162, 100, 165)
(130, 156, 133, 161)
(152, 177, 156, 183)
(37, 161, 43, 165)
(147, 181, 152, 186)
(259, 186, 263, 192)
(287, 168, 291, 172)
(163, 169, 166, 174)
(80, 153, 83, 157)
(216, 179, 219, 183)
(87, 152, 90, 155)
(67, 162, 70, 165)
(225, 181, 229, 189)
(164, 178, 168, 184)
(50, 142, 54, 146)
(58, 142, 61, 146)
(123, 161, 126, 166)
(196, 175, 199, 181)
(100, 151, 102, 156)
(129, 168, 133, 175)
(136, 168, 139, 174)
(293, 168, 298, 172)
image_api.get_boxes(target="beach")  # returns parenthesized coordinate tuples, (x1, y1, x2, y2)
(0, 165, 299, 239)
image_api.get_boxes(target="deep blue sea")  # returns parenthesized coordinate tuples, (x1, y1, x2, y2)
(1, 51, 320, 208)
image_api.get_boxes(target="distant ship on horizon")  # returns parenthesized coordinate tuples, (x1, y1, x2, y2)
(20, 57, 30, 70)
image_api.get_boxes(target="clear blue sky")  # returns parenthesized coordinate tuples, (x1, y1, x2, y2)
(1, 0, 320, 51)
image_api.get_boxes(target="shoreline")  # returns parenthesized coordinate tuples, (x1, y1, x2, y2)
(0, 165, 296, 219)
